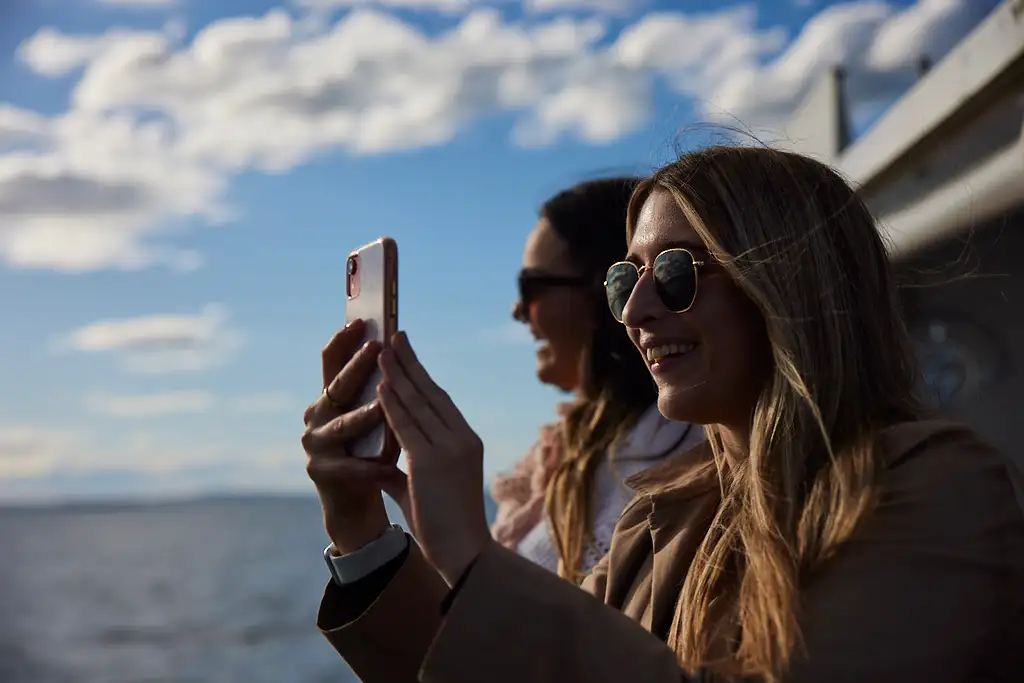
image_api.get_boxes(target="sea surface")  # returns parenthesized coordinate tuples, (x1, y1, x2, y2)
(0, 494, 496, 683)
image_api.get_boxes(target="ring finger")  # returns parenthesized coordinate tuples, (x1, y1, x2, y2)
(306, 340, 382, 426)
(302, 399, 385, 456)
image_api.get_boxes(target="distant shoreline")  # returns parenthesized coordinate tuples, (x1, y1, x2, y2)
(0, 491, 321, 513)
(0, 489, 500, 521)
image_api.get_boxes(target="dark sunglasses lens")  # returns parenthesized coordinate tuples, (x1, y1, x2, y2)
(605, 263, 638, 322)
(517, 276, 536, 304)
(653, 250, 697, 312)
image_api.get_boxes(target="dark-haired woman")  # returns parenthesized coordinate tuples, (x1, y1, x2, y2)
(491, 177, 701, 580)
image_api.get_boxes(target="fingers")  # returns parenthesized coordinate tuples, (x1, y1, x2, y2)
(302, 400, 384, 455)
(379, 347, 448, 440)
(305, 449, 400, 488)
(306, 339, 382, 427)
(389, 332, 466, 428)
(321, 319, 366, 388)
(378, 383, 433, 455)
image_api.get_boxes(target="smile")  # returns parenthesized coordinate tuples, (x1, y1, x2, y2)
(646, 343, 697, 363)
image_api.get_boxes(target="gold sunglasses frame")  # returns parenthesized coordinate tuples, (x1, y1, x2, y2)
(604, 247, 706, 322)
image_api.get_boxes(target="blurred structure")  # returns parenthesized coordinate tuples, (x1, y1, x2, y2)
(781, 0, 1024, 466)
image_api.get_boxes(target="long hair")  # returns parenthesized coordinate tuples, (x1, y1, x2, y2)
(539, 177, 660, 583)
(625, 147, 924, 681)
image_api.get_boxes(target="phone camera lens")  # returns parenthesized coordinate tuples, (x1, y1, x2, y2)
(347, 258, 358, 276)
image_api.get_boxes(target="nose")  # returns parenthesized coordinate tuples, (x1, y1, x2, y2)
(619, 270, 662, 329)
(512, 300, 528, 323)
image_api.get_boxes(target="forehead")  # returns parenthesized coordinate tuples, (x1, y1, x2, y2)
(627, 189, 706, 262)
(522, 217, 574, 269)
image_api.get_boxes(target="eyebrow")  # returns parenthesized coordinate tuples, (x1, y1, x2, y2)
(626, 239, 709, 263)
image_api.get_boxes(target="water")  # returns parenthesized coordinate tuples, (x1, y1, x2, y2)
(0, 496, 407, 683)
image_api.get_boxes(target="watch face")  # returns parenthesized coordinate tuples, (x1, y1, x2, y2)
(911, 316, 1004, 409)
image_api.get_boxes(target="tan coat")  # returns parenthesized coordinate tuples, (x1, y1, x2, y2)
(318, 420, 1024, 682)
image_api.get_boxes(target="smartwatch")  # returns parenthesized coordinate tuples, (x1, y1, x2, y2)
(323, 525, 408, 585)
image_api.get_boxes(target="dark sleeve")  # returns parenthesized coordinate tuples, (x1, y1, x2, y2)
(416, 434, 1024, 683)
(786, 434, 1024, 683)
(318, 541, 410, 629)
(440, 556, 479, 615)
(318, 539, 451, 683)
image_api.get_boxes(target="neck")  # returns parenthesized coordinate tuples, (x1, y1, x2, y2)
(716, 422, 750, 465)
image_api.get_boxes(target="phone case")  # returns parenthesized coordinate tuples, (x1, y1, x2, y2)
(345, 237, 398, 461)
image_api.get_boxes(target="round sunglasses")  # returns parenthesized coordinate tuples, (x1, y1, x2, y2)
(604, 248, 706, 323)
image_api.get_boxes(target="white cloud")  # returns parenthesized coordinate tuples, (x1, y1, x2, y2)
(295, 0, 472, 12)
(699, 0, 992, 135)
(0, 105, 49, 147)
(0, 426, 76, 479)
(0, 424, 306, 501)
(0, 1, 993, 273)
(525, 0, 640, 14)
(60, 303, 244, 373)
(85, 391, 214, 417)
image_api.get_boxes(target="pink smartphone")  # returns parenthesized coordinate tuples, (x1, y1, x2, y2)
(345, 237, 399, 462)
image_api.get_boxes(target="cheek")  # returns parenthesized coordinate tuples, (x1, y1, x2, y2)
(534, 293, 592, 341)
(702, 290, 770, 389)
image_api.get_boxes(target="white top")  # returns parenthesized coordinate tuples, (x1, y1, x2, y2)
(516, 406, 704, 575)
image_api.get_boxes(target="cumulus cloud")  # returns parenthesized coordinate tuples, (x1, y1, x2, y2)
(59, 303, 244, 373)
(295, 0, 473, 12)
(0, 1, 994, 273)
(701, 0, 994, 134)
(525, 0, 641, 14)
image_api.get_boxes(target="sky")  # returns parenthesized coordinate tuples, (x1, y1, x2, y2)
(0, 0, 1001, 503)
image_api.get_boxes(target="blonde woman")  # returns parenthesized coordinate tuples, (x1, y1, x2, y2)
(302, 146, 1024, 682)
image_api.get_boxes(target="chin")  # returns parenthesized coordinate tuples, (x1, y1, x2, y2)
(656, 388, 713, 425)
(536, 362, 558, 386)
(537, 363, 575, 392)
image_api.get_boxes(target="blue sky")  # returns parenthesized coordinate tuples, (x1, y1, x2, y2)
(0, 0, 999, 502)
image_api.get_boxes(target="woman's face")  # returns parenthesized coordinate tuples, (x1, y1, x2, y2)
(620, 189, 768, 429)
(514, 218, 595, 392)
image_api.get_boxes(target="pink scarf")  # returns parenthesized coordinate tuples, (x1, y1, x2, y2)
(490, 402, 576, 551)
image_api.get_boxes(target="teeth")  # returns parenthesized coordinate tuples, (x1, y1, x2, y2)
(646, 343, 696, 362)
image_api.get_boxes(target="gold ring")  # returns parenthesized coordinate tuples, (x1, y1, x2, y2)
(322, 386, 344, 409)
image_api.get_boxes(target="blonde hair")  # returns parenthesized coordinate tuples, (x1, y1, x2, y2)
(546, 395, 644, 583)
(626, 146, 923, 681)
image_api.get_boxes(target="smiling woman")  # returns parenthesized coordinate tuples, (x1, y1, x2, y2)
(493, 178, 701, 582)
(302, 145, 1024, 683)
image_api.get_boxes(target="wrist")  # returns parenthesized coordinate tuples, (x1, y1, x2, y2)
(325, 505, 391, 555)
(439, 536, 491, 587)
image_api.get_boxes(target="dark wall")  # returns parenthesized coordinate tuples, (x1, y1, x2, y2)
(897, 207, 1023, 471)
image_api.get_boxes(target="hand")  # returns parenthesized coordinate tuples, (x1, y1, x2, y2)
(301, 319, 405, 554)
(375, 332, 493, 586)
